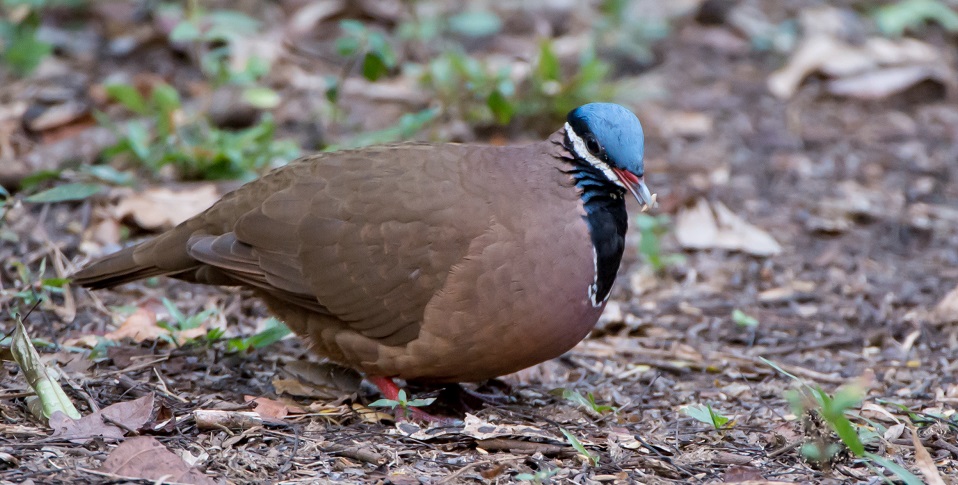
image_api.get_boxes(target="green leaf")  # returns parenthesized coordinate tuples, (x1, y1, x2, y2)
(682, 403, 729, 429)
(368, 398, 399, 409)
(732, 309, 759, 328)
(3, 18, 52, 76)
(243, 318, 291, 349)
(19, 169, 62, 190)
(242, 86, 280, 109)
(41, 277, 69, 288)
(151, 84, 181, 115)
(82, 164, 135, 186)
(536, 41, 561, 82)
(487, 89, 515, 125)
(123, 120, 153, 161)
(169, 21, 201, 42)
(874, 0, 958, 37)
(406, 397, 436, 407)
(335, 36, 360, 57)
(448, 10, 502, 38)
(25, 183, 103, 203)
(11, 319, 80, 420)
(561, 428, 598, 466)
(361, 52, 390, 81)
(105, 83, 149, 115)
(865, 452, 925, 485)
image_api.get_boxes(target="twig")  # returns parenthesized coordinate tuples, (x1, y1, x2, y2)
(767, 441, 801, 458)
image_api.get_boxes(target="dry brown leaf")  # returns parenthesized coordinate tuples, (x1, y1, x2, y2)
(675, 198, 782, 256)
(933, 284, 958, 325)
(99, 436, 215, 485)
(351, 403, 394, 424)
(461, 413, 559, 441)
(768, 31, 946, 99)
(50, 394, 154, 444)
(244, 395, 304, 420)
(828, 65, 951, 100)
(103, 308, 163, 343)
(278, 361, 361, 400)
(909, 424, 946, 485)
(112, 184, 220, 231)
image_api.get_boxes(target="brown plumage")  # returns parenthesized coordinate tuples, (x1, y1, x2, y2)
(73, 103, 653, 389)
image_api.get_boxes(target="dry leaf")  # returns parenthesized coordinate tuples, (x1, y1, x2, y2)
(245, 396, 304, 420)
(908, 424, 946, 485)
(675, 198, 782, 256)
(768, 30, 946, 99)
(277, 361, 361, 400)
(99, 436, 215, 485)
(827, 65, 951, 100)
(933, 284, 958, 325)
(50, 394, 154, 444)
(104, 308, 163, 343)
(462, 413, 559, 441)
(113, 184, 220, 231)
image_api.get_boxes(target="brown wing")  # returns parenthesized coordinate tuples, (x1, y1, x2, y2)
(184, 144, 495, 345)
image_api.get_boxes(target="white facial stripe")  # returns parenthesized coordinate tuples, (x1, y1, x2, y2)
(565, 123, 626, 190)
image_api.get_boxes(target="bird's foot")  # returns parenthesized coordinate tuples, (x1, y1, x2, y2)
(438, 382, 514, 412)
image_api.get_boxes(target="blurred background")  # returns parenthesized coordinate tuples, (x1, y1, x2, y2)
(1, 0, 958, 482)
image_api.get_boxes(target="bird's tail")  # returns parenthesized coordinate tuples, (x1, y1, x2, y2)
(71, 221, 203, 289)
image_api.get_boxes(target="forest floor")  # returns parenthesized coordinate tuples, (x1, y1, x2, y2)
(1, 1, 957, 484)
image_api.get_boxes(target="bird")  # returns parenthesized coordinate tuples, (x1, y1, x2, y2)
(72, 102, 654, 409)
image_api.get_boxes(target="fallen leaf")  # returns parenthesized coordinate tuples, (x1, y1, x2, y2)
(112, 184, 220, 231)
(245, 395, 304, 420)
(768, 28, 946, 99)
(462, 413, 559, 441)
(50, 394, 154, 443)
(276, 361, 361, 400)
(909, 424, 946, 485)
(827, 64, 951, 100)
(675, 198, 782, 256)
(933, 284, 958, 325)
(11, 319, 80, 420)
(104, 307, 163, 343)
(99, 436, 215, 485)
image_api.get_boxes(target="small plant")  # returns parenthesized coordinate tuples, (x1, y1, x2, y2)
(514, 467, 559, 484)
(0, 0, 67, 75)
(554, 388, 615, 415)
(368, 389, 436, 418)
(2, 259, 68, 316)
(520, 40, 612, 122)
(155, 298, 217, 346)
(682, 403, 731, 430)
(416, 49, 515, 125)
(763, 358, 923, 483)
(873, 0, 958, 37)
(334, 20, 397, 85)
(100, 81, 299, 180)
(732, 309, 759, 329)
(167, 5, 268, 88)
(635, 213, 684, 273)
(560, 428, 599, 466)
(225, 317, 291, 353)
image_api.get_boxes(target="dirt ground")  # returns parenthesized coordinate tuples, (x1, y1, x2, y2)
(1, 1, 958, 484)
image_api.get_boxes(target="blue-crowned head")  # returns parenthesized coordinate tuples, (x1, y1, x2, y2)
(565, 103, 654, 208)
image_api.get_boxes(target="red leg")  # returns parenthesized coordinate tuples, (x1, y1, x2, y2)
(367, 376, 442, 423)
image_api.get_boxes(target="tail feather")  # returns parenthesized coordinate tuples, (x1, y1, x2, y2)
(71, 222, 204, 289)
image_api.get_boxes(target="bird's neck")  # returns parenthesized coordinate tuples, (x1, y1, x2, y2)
(550, 130, 629, 307)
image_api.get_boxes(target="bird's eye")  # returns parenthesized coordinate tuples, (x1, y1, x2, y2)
(585, 136, 602, 156)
